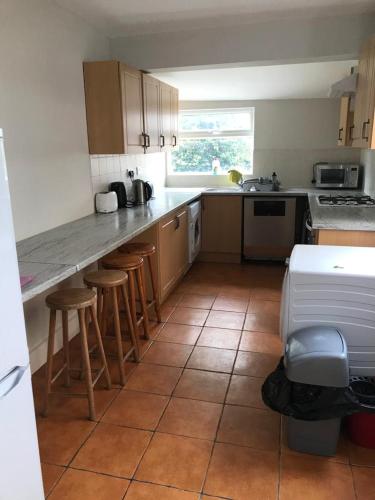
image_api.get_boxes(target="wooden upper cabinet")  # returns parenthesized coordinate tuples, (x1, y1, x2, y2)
(352, 36, 375, 149)
(83, 61, 179, 155)
(160, 83, 173, 150)
(171, 87, 179, 148)
(83, 61, 144, 154)
(142, 74, 160, 153)
(120, 64, 145, 154)
(337, 96, 354, 146)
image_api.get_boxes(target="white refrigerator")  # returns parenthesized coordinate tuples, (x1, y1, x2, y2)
(0, 129, 44, 499)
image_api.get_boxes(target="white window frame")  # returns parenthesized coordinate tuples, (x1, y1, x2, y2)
(168, 107, 254, 175)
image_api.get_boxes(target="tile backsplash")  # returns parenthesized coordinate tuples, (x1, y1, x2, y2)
(90, 152, 167, 202)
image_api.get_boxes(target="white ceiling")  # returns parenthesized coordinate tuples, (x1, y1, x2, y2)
(54, 0, 375, 36)
(152, 60, 357, 101)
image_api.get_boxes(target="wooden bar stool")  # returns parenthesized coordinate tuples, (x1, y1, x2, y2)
(118, 242, 162, 323)
(43, 288, 111, 421)
(101, 253, 151, 340)
(83, 270, 139, 386)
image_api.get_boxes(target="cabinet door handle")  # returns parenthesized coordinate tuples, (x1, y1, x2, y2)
(141, 133, 147, 148)
(338, 127, 343, 141)
(362, 120, 370, 141)
(172, 135, 177, 147)
(160, 135, 165, 147)
(146, 134, 151, 147)
(349, 125, 354, 140)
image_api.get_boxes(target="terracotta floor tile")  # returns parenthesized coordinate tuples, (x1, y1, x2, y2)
(168, 307, 209, 327)
(41, 462, 65, 497)
(135, 432, 212, 492)
(163, 293, 183, 308)
(36, 416, 96, 466)
(234, 351, 279, 378)
(251, 286, 282, 301)
(149, 305, 175, 322)
(279, 454, 356, 500)
(352, 466, 375, 500)
(174, 369, 230, 403)
(156, 323, 202, 345)
(157, 397, 222, 440)
(197, 327, 241, 350)
(240, 330, 283, 355)
(186, 346, 236, 373)
(205, 310, 245, 330)
(217, 404, 280, 451)
(141, 341, 193, 367)
(226, 374, 268, 409)
(176, 283, 219, 296)
(212, 296, 249, 313)
(204, 442, 279, 500)
(245, 300, 280, 334)
(125, 363, 182, 395)
(349, 441, 375, 466)
(125, 481, 200, 499)
(217, 285, 251, 299)
(101, 390, 169, 430)
(48, 468, 129, 500)
(33, 383, 120, 420)
(179, 294, 215, 309)
(72, 422, 152, 478)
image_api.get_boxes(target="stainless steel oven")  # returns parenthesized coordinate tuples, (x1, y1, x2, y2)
(243, 197, 296, 260)
(313, 162, 361, 189)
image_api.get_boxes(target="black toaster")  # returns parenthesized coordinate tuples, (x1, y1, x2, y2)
(109, 182, 127, 208)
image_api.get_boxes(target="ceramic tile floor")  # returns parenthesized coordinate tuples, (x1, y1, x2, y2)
(32, 262, 375, 499)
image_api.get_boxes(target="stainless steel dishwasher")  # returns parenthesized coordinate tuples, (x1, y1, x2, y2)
(243, 197, 296, 260)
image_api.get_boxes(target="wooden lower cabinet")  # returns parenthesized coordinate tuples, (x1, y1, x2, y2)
(158, 206, 189, 301)
(200, 195, 242, 263)
(316, 229, 375, 247)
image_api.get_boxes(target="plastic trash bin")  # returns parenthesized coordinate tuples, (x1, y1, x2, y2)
(284, 326, 349, 456)
(346, 377, 375, 449)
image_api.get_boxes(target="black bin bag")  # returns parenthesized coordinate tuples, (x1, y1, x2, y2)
(262, 357, 368, 421)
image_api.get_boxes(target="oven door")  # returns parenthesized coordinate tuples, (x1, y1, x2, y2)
(315, 166, 348, 188)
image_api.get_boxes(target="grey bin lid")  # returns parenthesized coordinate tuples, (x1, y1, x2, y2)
(285, 327, 349, 388)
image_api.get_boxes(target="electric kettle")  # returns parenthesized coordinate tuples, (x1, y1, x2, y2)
(133, 179, 153, 205)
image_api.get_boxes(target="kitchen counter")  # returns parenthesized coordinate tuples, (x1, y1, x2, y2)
(17, 190, 200, 302)
(18, 186, 375, 302)
(195, 187, 375, 231)
(308, 192, 375, 231)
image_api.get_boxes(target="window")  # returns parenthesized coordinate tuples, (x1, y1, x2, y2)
(170, 108, 254, 175)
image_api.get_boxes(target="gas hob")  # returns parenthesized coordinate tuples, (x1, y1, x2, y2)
(318, 195, 375, 207)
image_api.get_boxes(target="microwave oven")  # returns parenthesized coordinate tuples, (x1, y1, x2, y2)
(312, 163, 361, 189)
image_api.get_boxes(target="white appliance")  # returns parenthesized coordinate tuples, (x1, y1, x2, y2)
(188, 200, 201, 263)
(95, 191, 118, 213)
(0, 130, 44, 499)
(281, 244, 375, 376)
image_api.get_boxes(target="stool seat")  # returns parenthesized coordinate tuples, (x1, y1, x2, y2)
(102, 252, 143, 271)
(119, 242, 156, 257)
(46, 288, 96, 310)
(84, 270, 128, 288)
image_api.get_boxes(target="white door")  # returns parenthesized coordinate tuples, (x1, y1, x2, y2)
(0, 130, 44, 499)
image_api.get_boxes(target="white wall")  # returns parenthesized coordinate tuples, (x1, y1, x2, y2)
(0, 0, 112, 373)
(167, 99, 361, 188)
(110, 12, 375, 71)
(0, 0, 111, 241)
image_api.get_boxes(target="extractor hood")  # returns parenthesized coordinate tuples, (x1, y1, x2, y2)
(329, 70, 358, 98)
